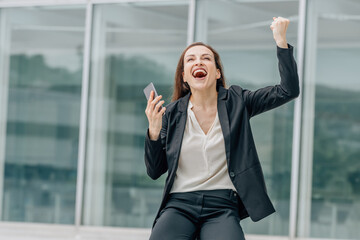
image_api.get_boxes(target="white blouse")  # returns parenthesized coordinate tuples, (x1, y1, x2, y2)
(170, 100, 236, 193)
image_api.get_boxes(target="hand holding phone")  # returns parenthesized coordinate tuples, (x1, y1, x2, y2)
(144, 82, 163, 111)
(144, 83, 166, 140)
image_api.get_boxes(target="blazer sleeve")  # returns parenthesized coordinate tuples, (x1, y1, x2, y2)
(144, 111, 168, 180)
(242, 44, 300, 118)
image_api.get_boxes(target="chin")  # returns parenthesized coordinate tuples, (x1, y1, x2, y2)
(191, 81, 215, 92)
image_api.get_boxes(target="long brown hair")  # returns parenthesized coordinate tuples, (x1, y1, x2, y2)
(171, 42, 226, 102)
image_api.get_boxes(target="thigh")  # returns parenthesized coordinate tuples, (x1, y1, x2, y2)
(149, 208, 197, 240)
(199, 212, 245, 240)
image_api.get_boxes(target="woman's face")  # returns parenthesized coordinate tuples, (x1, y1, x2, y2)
(182, 45, 221, 93)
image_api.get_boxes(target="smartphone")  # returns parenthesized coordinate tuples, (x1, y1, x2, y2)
(143, 82, 159, 100)
(144, 82, 162, 111)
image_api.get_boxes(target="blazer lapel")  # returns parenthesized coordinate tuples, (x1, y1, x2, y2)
(171, 92, 190, 170)
(217, 87, 231, 163)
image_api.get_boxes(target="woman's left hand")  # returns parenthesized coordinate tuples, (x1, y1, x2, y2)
(270, 17, 289, 48)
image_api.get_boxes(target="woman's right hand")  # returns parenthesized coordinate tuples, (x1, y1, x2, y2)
(145, 91, 166, 140)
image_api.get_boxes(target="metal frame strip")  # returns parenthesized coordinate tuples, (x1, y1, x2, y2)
(0, 0, 86, 8)
(0, 0, 187, 8)
(75, 1, 93, 227)
(187, 0, 196, 45)
(289, 0, 307, 239)
(0, 9, 11, 220)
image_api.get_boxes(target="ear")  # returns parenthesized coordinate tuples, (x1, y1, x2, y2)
(216, 69, 221, 80)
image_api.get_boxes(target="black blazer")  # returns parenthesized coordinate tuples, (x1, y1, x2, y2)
(144, 44, 300, 227)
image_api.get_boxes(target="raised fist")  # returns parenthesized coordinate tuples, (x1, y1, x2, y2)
(270, 17, 289, 48)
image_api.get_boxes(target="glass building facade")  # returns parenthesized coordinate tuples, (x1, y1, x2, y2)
(0, 0, 359, 239)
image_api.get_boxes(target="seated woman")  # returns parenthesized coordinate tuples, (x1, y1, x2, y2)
(144, 17, 299, 240)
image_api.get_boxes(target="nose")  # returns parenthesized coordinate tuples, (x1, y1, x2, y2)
(194, 57, 203, 65)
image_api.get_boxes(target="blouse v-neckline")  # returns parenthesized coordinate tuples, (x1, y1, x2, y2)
(188, 100, 218, 136)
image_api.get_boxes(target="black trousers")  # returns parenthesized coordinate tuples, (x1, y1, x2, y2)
(149, 189, 246, 240)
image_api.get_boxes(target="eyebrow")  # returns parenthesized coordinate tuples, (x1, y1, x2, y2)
(185, 53, 213, 58)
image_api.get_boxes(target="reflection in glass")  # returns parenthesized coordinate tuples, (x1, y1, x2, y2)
(195, 0, 299, 235)
(302, 0, 360, 238)
(83, 1, 189, 227)
(0, 7, 85, 223)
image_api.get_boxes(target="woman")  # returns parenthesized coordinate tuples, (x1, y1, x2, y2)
(144, 17, 299, 240)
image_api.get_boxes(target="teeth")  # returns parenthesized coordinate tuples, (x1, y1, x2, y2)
(194, 69, 206, 74)
(192, 69, 207, 77)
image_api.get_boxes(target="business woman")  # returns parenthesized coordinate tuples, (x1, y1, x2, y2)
(144, 17, 299, 240)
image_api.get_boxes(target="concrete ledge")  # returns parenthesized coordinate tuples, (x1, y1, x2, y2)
(0, 222, 350, 240)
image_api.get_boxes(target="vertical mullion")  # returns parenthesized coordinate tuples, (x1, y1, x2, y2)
(0, 10, 11, 221)
(75, 1, 93, 228)
(289, 0, 307, 239)
(298, 0, 318, 237)
(187, 0, 196, 45)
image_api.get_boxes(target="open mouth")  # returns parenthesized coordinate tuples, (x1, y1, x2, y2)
(192, 68, 207, 78)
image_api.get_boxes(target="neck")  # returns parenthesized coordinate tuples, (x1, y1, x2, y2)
(189, 88, 218, 110)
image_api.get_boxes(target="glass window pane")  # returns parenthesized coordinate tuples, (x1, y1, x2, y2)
(195, 0, 299, 236)
(300, 0, 360, 238)
(83, 1, 189, 228)
(0, 6, 86, 224)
